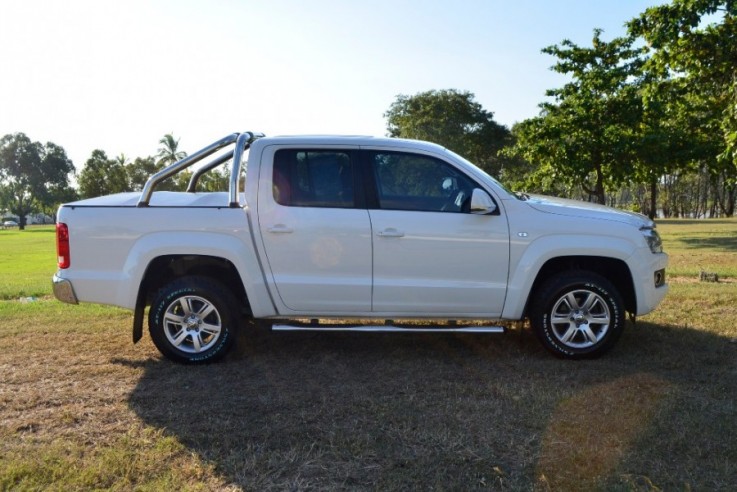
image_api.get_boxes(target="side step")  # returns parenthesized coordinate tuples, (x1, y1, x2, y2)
(271, 324, 505, 334)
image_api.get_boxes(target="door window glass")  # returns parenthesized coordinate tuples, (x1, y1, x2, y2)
(370, 152, 477, 212)
(273, 150, 354, 208)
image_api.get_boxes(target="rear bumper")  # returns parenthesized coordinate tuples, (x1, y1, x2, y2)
(52, 274, 78, 304)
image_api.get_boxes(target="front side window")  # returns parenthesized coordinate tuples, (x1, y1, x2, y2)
(273, 150, 354, 207)
(369, 151, 477, 213)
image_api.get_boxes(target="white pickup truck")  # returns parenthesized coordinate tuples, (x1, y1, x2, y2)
(53, 132, 668, 363)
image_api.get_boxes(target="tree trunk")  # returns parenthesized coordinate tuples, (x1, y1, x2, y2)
(594, 164, 606, 205)
(649, 177, 657, 219)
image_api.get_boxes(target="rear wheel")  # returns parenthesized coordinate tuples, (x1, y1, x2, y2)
(149, 276, 238, 364)
(530, 271, 625, 359)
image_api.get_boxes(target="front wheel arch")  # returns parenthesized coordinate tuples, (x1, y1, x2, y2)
(524, 256, 636, 317)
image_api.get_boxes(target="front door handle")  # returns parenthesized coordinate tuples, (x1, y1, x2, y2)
(267, 224, 294, 234)
(377, 228, 405, 238)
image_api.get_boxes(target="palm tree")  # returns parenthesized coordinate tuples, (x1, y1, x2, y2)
(114, 153, 128, 167)
(156, 133, 187, 166)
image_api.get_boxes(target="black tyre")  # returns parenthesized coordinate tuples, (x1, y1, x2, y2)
(149, 276, 238, 364)
(530, 271, 625, 359)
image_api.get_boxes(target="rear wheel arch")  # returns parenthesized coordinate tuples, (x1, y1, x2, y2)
(133, 255, 251, 344)
(139, 255, 250, 311)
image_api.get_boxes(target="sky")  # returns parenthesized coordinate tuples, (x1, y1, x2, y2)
(0, 0, 663, 168)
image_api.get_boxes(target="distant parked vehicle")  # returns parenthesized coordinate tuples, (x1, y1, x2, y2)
(2, 220, 18, 227)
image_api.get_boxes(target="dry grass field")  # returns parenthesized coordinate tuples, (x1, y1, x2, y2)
(1, 220, 735, 490)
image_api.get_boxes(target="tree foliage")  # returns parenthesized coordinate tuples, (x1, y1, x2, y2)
(126, 155, 182, 192)
(500, 3, 737, 217)
(79, 133, 193, 198)
(505, 31, 646, 204)
(0, 133, 75, 228)
(77, 150, 130, 199)
(384, 89, 511, 175)
(629, 0, 737, 214)
(156, 133, 187, 166)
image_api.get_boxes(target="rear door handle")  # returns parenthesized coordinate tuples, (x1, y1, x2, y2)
(267, 224, 294, 234)
(377, 228, 405, 238)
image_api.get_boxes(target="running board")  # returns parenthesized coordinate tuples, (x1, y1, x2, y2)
(271, 324, 505, 334)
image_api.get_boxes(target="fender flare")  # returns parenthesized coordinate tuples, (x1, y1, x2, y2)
(122, 231, 276, 344)
(502, 233, 636, 320)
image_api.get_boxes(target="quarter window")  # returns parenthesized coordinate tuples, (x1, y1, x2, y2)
(273, 150, 354, 208)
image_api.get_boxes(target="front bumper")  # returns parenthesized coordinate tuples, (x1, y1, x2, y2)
(633, 252, 669, 316)
(52, 274, 78, 304)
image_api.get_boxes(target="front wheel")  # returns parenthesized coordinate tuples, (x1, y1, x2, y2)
(530, 271, 625, 359)
(149, 276, 238, 364)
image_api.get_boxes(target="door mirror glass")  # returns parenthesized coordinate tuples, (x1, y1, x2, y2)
(470, 188, 497, 215)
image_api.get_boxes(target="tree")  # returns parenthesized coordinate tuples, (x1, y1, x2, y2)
(156, 133, 187, 166)
(77, 150, 130, 198)
(196, 168, 230, 192)
(384, 89, 511, 175)
(629, 0, 737, 215)
(633, 73, 721, 217)
(128, 156, 159, 191)
(35, 182, 78, 222)
(127, 155, 183, 192)
(0, 133, 75, 229)
(505, 31, 645, 204)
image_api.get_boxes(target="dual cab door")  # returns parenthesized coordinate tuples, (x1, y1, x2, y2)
(256, 145, 510, 316)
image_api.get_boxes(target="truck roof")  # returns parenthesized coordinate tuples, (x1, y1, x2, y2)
(255, 135, 449, 153)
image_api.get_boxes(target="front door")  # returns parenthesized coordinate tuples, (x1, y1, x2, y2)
(367, 150, 510, 316)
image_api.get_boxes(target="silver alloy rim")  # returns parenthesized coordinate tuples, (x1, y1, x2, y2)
(549, 289, 611, 348)
(163, 295, 222, 354)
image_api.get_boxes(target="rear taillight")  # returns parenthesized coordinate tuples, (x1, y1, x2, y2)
(56, 223, 70, 269)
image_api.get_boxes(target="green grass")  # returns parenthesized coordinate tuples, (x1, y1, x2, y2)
(1, 218, 736, 490)
(656, 218, 737, 278)
(1, 428, 218, 491)
(0, 225, 57, 299)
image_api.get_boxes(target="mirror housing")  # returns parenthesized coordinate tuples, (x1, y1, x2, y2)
(470, 188, 497, 215)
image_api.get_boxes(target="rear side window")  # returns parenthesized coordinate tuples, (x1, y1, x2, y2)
(273, 150, 354, 208)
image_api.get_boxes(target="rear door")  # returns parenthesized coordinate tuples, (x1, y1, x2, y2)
(257, 146, 372, 312)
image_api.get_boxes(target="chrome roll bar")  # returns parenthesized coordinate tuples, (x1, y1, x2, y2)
(137, 131, 263, 207)
(229, 132, 260, 207)
(186, 150, 234, 192)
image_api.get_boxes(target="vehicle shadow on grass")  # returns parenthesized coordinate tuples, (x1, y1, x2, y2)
(680, 235, 737, 252)
(122, 321, 737, 490)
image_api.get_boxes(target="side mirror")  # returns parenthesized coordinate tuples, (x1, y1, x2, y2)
(470, 188, 497, 215)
